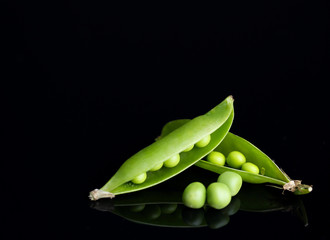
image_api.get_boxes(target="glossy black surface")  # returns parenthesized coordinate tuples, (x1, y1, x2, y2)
(4, 1, 330, 239)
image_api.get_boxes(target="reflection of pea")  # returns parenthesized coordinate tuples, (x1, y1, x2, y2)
(160, 204, 178, 214)
(205, 208, 230, 229)
(181, 207, 204, 226)
(222, 197, 240, 216)
(142, 205, 162, 220)
(129, 204, 146, 213)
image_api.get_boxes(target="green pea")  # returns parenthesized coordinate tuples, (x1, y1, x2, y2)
(149, 162, 163, 171)
(182, 182, 206, 209)
(164, 153, 180, 168)
(131, 172, 147, 184)
(241, 162, 260, 174)
(182, 144, 194, 152)
(207, 151, 225, 166)
(206, 182, 231, 210)
(217, 171, 242, 196)
(195, 134, 211, 148)
(226, 151, 246, 169)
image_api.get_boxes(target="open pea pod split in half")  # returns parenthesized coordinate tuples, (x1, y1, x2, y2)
(89, 96, 234, 200)
(161, 120, 312, 195)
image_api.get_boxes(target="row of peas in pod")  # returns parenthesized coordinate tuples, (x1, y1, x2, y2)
(206, 150, 260, 174)
(182, 171, 242, 210)
(131, 135, 212, 184)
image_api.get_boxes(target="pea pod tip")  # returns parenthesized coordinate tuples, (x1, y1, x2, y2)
(89, 189, 115, 201)
(227, 95, 234, 103)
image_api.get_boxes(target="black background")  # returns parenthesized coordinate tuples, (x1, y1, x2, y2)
(4, 1, 330, 239)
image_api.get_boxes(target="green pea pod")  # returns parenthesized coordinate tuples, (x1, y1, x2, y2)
(89, 96, 234, 200)
(160, 120, 312, 195)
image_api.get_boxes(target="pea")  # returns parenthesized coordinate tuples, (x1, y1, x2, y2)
(217, 171, 242, 196)
(131, 172, 147, 184)
(206, 182, 231, 210)
(195, 134, 211, 148)
(241, 162, 260, 174)
(206, 151, 225, 166)
(149, 162, 163, 171)
(226, 151, 246, 169)
(182, 182, 206, 209)
(164, 153, 180, 168)
(182, 144, 194, 152)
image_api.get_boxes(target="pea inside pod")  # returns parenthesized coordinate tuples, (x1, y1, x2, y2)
(89, 96, 234, 200)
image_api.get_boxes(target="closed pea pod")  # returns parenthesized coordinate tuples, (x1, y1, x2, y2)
(90, 96, 234, 200)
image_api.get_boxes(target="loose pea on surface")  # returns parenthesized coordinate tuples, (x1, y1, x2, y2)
(164, 153, 180, 168)
(217, 171, 242, 196)
(241, 162, 260, 174)
(131, 172, 147, 184)
(226, 151, 246, 169)
(182, 182, 206, 209)
(207, 151, 226, 166)
(195, 135, 211, 148)
(206, 182, 232, 210)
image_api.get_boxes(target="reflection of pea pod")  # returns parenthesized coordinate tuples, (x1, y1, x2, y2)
(90, 96, 234, 200)
(112, 204, 207, 228)
(237, 183, 308, 226)
(160, 119, 312, 195)
(91, 183, 307, 228)
(238, 183, 295, 212)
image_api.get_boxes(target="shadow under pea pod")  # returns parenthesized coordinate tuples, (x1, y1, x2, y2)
(91, 183, 308, 229)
